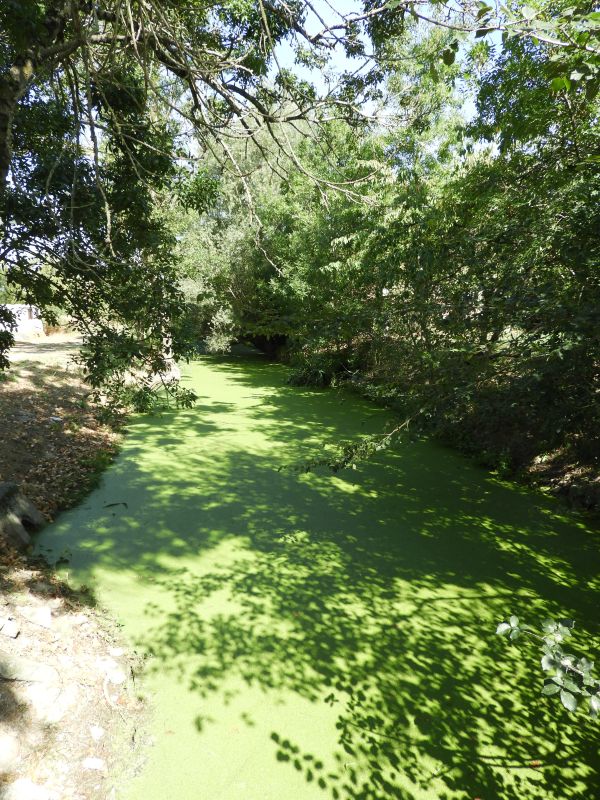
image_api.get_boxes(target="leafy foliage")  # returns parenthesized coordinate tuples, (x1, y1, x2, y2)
(1, 1, 599, 426)
(497, 616, 600, 718)
(176, 17, 599, 487)
(0, 0, 409, 400)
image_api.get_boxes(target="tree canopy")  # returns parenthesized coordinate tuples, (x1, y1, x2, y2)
(172, 7, 599, 486)
(0, 0, 599, 411)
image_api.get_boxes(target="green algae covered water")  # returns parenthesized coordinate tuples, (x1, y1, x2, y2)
(38, 356, 600, 800)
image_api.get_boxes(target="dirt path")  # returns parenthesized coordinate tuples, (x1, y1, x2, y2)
(0, 335, 119, 520)
(8, 334, 82, 367)
(0, 566, 144, 800)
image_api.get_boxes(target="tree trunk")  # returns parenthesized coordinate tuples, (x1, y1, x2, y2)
(0, 59, 35, 198)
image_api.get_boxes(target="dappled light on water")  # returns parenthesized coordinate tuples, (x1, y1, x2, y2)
(39, 356, 600, 800)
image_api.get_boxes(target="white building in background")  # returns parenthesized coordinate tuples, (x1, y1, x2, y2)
(2, 304, 45, 338)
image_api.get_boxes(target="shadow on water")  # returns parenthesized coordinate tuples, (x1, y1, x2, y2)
(39, 355, 600, 800)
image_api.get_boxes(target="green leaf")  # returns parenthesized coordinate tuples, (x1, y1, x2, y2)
(578, 658, 594, 674)
(551, 77, 571, 92)
(585, 80, 599, 100)
(590, 695, 600, 717)
(541, 654, 556, 671)
(542, 683, 561, 696)
(496, 622, 511, 635)
(560, 689, 578, 712)
(510, 628, 521, 641)
(558, 623, 573, 636)
(509, 615, 519, 628)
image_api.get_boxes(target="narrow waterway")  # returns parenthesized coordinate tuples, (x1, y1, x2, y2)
(38, 356, 600, 800)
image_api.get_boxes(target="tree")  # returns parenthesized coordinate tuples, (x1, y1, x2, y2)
(0, 0, 406, 396)
(175, 13, 599, 483)
(1, 1, 597, 400)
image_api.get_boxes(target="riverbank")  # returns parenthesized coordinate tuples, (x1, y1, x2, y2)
(0, 337, 142, 800)
(0, 562, 145, 800)
(299, 366, 600, 517)
(0, 336, 122, 521)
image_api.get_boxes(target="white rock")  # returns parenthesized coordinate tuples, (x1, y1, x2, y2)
(0, 618, 20, 638)
(82, 756, 106, 771)
(90, 725, 105, 741)
(69, 613, 89, 626)
(95, 656, 118, 674)
(26, 683, 78, 723)
(4, 778, 57, 800)
(17, 605, 53, 629)
(0, 652, 58, 683)
(0, 731, 20, 772)
(107, 667, 126, 685)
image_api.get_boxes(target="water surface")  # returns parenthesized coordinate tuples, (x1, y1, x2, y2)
(39, 356, 600, 799)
